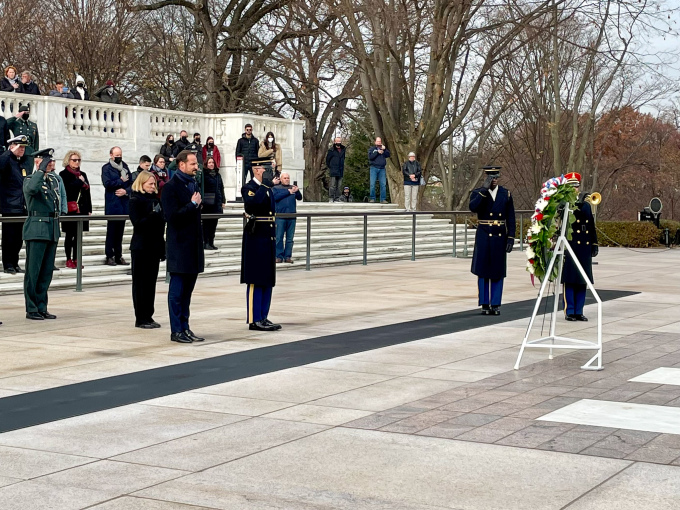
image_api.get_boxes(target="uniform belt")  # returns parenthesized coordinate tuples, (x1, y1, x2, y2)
(30, 212, 59, 218)
(254, 216, 275, 222)
(478, 220, 505, 226)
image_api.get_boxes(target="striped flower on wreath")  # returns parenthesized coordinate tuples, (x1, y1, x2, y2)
(526, 175, 578, 284)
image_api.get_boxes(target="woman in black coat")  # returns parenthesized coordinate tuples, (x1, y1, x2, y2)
(129, 171, 166, 329)
(201, 157, 225, 250)
(59, 150, 92, 269)
(160, 135, 176, 164)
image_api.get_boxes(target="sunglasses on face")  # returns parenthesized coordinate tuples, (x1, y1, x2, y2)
(70, 158, 81, 162)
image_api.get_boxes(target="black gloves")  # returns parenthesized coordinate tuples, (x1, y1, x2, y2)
(482, 175, 494, 190)
(591, 245, 599, 258)
(506, 238, 514, 253)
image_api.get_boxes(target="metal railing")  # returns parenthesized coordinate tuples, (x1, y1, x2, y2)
(1, 209, 532, 291)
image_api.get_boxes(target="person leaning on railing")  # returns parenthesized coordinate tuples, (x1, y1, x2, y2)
(59, 150, 92, 270)
(129, 171, 165, 329)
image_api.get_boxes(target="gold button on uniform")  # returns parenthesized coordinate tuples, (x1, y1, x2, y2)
(489, 233, 492, 237)
(577, 241, 581, 244)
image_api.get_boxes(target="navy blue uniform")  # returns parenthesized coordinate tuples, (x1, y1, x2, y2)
(562, 201, 598, 316)
(241, 178, 276, 323)
(469, 185, 515, 307)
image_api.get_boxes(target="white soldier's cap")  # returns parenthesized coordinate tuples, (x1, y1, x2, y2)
(7, 135, 29, 146)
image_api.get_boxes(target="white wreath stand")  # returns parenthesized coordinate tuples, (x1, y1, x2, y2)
(514, 204, 603, 371)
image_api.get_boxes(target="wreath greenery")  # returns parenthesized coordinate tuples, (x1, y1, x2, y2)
(526, 176, 578, 282)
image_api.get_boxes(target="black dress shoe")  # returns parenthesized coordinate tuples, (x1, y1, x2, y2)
(148, 320, 161, 328)
(136, 322, 156, 329)
(26, 312, 44, 320)
(249, 320, 277, 331)
(115, 257, 129, 266)
(105, 257, 116, 266)
(481, 305, 490, 316)
(184, 329, 205, 342)
(490, 306, 501, 316)
(576, 314, 589, 322)
(210, 244, 218, 250)
(39, 311, 57, 319)
(262, 319, 282, 330)
(565, 314, 577, 321)
(14, 266, 24, 274)
(4, 268, 16, 275)
(171, 332, 193, 343)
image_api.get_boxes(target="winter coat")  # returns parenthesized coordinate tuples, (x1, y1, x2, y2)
(0, 78, 21, 93)
(0, 117, 10, 152)
(172, 138, 191, 157)
(240, 179, 276, 287)
(20, 82, 40, 95)
(0, 149, 26, 213)
(562, 201, 598, 285)
(258, 141, 282, 171)
(49, 89, 75, 99)
(235, 134, 259, 165)
(368, 146, 391, 169)
(129, 191, 166, 260)
(101, 161, 132, 215)
(273, 184, 302, 214)
(160, 143, 175, 163)
(402, 160, 423, 185)
(326, 145, 346, 178)
(202, 170, 225, 213)
(94, 86, 120, 104)
(59, 167, 93, 228)
(202, 145, 222, 168)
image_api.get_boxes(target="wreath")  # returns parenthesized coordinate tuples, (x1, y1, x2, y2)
(526, 175, 578, 283)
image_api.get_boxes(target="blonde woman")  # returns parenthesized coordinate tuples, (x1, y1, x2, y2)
(129, 171, 166, 329)
(59, 150, 92, 269)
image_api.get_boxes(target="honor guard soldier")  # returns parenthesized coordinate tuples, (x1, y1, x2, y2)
(469, 166, 516, 315)
(562, 172, 598, 321)
(7, 105, 39, 176)
(241, 160, 282, 331)
(23, 148, 60, 320)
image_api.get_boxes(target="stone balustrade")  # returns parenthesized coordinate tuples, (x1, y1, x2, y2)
(0, 92, 304, 203)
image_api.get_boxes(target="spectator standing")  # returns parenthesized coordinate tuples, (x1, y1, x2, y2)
(48, 81, 75, 99)
(273, 172, 302, 263)
(131, 155, 152, 183)
(326, 137, 346, 202)
(235, 123, 259, 187)
(402, 152, 423, 212)
(161, 150, 205, 344)
(258, 131, 282, 178)
(72, 75, 89, 101)
(7, 106, 39, 177)
(173, 130, 190, 156)
(19, 71, 40, 95)
(192, 133, 204, 166)
(129, 171, 165, 329)
(160, 134, 175, 164)
(1, 66, 21, 92)
(337, 186, 354, 202)
(59, 150, 92, 270)
(201, 157, 225, 250)
(94, 80, 120, 104)
(101, 146, 132, 266)
(22, 150, 60, 320)
(202, 136, 221, 168)
(368, 137, 390, 203)
(150, 155, 170, 196)
(0, 136, 28, 274)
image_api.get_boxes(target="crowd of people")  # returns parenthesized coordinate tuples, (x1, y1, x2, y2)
(3, 66, 121, 104)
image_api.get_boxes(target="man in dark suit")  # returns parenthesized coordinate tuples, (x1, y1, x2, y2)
(241, 160, 281, 331)
(101, 146, 132, 266)
(161, 150, 205, 343)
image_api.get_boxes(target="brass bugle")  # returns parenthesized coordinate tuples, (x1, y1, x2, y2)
(585, 192, 601, 205)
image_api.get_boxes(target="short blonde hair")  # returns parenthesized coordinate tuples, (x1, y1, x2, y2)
(62, 150, 82, 168)
(132, 170, 157, 193)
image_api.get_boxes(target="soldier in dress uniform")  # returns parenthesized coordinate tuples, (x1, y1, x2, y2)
(241, 160, 282, 331)
(7, 105, 39, 176)
(562, 172, 598, 321)
(469, 166, 516, 315)
(23, 148, 60, 320)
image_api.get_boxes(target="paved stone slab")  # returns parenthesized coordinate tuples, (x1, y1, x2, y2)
(629, 367, 680, 386)
(0, 445, 95, 480)
(90, 497, 216, 509)
(141, 392, 294, 416)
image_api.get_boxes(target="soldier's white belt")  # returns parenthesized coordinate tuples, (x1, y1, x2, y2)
(478, 220, 505, 226)
(254, 216, 275, 222)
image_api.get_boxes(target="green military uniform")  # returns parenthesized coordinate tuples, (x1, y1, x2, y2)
(7, 106, 39, 177)
(23, 152, 60, 318)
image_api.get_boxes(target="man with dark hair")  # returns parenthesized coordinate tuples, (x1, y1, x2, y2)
(48, 81, 75, 99)
(192, 133, 204, 166)
(161, 150, 205, 344)
(131, 155, 152, 183)
(173, 130, 190, 156)
(235, 123, 259, 189)
(0, 135, 29, 274)
(101, 146, 132, 266)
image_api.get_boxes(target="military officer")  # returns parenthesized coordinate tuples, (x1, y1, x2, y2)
(7, 105, 39, 176)
(241, 160, 282, 331)
(0, 135, 29, 274)
(562, 172, 598, 321)
(23, 148, 60, 320)
(469, 166, 516, 315)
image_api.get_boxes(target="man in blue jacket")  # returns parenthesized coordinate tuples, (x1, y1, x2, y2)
(101, 146, 132, 266)
(368, 136, 390, 203)
(273, 172, 302, 263)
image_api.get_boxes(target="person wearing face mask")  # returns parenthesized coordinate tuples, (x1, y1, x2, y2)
(201, 157, 225, 250)
(325, 136, 346, 202)
(173, 130, 190, 157)
(1, 66, 22, 93)
(202, 136, 221, 169)
(7, 105, 39, 177)
(150, 154, 170, 196)
(101, 146, 132, 266)
(258, 131, 282, 178)
(72, 75, 89, 101)
(192, 133, 204, 166)
(22, 149, 61, 320)
(160, 135, 176, 164)
(94, 80, 120, 104)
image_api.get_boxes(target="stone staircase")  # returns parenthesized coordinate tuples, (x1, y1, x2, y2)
(0, 203, 475, 295)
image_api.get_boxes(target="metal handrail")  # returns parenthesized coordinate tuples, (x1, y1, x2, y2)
(1, 209, 532, 291)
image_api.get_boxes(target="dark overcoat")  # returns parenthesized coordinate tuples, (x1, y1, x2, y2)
(240, 179, 276, 287)
(129, 191, 166, 260)
(161, 174, 204, 274)
(562, 201, 597, 285)
(469, 185, 516, 280)
(101, 162, 132, 215)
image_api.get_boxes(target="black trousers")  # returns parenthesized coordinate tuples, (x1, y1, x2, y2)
(131, 250, 160, 324)
(202, 219, 218, 245)
(168, 272, 198, 333)
(63, 222, 77, 260)
(2, 212, 24, 270)
(105, 220, 126, 259)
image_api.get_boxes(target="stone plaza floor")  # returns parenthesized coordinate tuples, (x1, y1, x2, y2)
(1, 247, 680, 509)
